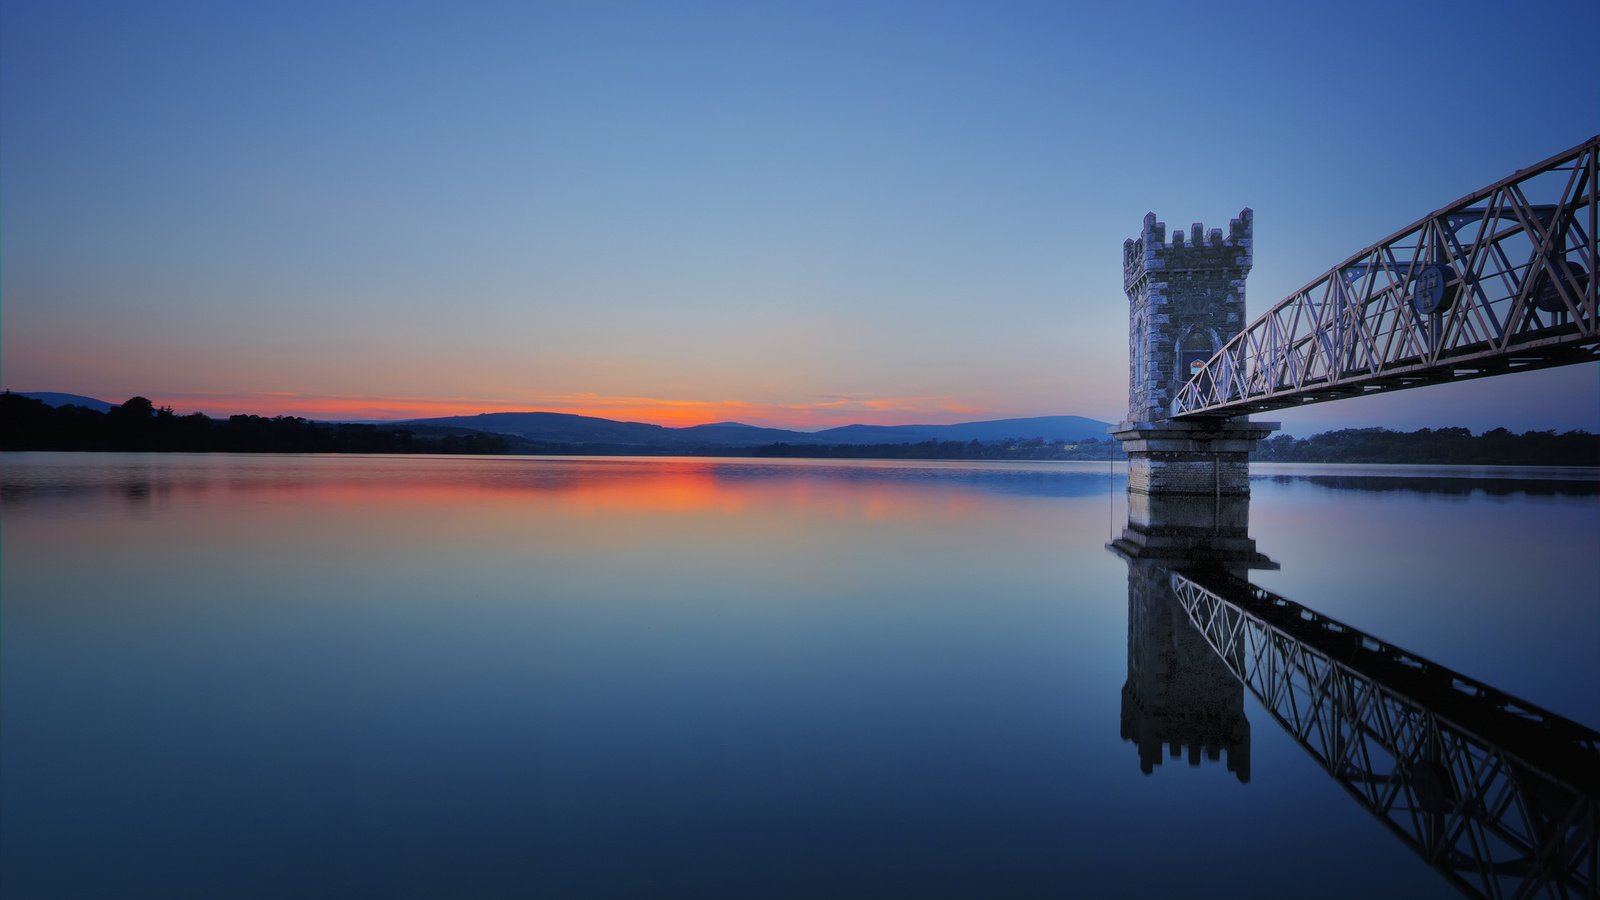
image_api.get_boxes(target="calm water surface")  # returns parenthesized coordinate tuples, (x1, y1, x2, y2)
(2, 453, 1596, 898)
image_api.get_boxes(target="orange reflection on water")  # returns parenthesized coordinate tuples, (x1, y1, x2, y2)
(553, 462, 752, 517)
(192, 459, 755, 517)
(6, 457, 1037, 549)
(3, 454, 1100, 631)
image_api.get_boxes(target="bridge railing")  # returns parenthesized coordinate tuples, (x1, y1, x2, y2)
(1170, 569, 1599, 899)
(1173, 135, 1600, 418)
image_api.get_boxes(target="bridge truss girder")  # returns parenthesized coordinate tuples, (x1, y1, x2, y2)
(1173, 136, 1600, 418)
(1170, 570, 1599, 899)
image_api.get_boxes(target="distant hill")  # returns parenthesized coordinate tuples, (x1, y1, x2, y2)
(1, 392, 508, 455)
(675, 422, 821, 444)
(15, 392, 114, 413)
(4, 398, 1111, 450)
(402, 412, 677, 447)
(400, 411, 1112, 449)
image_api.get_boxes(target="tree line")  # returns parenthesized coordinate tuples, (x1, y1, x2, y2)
(743, 429, 1597, 464)
(4, 392, 1594, 464)
(747, 438, 1126, 460)
(0, 393, 509, 454)
(1251, 427, 1598, 466)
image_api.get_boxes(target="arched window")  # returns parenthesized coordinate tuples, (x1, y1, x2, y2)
(1175, 326, 1221, 393)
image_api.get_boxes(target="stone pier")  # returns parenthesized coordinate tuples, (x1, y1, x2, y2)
(1111, 418, 1278, 496)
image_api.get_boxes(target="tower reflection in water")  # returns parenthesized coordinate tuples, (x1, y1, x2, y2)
(1120, 572, 1252, 781)
(1110, 489, 1600, 899)
(1114, 492, 1266, 783)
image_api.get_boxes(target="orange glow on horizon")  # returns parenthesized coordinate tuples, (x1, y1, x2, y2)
(139, 390, 1010, 430)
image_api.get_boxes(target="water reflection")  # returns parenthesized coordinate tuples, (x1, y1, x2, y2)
(0, 453, 1120, 504)
(1113, 489, 1600, 898)
(1171, 570, 1600, 899)
(1263, 474, 1599, 497)
(1120, 569, 1251, 781)
(3, 453, 1595, 898)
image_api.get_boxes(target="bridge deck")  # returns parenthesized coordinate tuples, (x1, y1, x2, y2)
(1174, 136, 1600, 419)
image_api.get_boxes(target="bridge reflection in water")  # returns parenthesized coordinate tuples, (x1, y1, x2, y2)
(1111, 494, 1599, 900)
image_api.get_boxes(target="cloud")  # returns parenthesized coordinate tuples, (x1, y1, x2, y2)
(779, 399, 852, 411)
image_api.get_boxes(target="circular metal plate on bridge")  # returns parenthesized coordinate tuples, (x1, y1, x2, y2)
(1410, 265, 1455, 316)
(1532, 258, 1588, 313)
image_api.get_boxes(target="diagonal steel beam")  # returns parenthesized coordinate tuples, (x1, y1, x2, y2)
(1174, 136, 1600, 419)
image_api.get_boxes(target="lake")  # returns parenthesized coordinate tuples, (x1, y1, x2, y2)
(2, 453, 1596, 898)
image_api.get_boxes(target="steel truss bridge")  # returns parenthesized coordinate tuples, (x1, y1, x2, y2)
(1174, 136, 1600, 418)
(1170, 569, 1599, 899)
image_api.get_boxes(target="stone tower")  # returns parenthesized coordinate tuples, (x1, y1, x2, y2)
(1123, 210, 1253, 423)
(1108, 211, 1275, 781)
(1112, 209, 1276, 495)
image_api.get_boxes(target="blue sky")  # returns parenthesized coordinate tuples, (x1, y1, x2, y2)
(3, 0, 1596, 432)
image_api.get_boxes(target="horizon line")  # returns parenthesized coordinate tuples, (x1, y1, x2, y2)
(5, 389, 1112, 433)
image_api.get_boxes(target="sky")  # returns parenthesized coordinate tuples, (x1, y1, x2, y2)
(2, 0, 1597, 433)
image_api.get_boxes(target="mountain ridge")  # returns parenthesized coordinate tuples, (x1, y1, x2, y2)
(399, 411, 1112, 448)
(16, 392, 115, 413)
(7, 391, 1114, 448)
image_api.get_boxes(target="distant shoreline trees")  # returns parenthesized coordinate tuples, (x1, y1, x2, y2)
(745, 438, 1125, 461)
(739, 429, 1597, 464)
(1251, 427, 1598, 466)
(3, 392, 1595, 465)
(0, 393, 509, 455)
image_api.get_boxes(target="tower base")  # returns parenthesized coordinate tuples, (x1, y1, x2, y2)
(1111, 418, 1278, 496)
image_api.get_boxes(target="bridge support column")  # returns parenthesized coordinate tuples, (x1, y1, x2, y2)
(1111, 417, 1277, 496)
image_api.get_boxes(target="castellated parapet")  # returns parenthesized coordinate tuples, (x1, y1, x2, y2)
(1123, 209, 1252, 424)
(1114, 208, 1273, 496)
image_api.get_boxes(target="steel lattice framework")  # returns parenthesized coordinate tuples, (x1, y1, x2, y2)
(1170, 570, 1599, 899)
(1173, 136, 1600, 418)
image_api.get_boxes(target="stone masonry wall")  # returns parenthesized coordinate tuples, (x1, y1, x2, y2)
(1123, 209, 1252, 423)
(1127, 452, 1254, 495)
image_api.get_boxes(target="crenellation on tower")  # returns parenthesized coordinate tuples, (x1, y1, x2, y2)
(1228, 211, 1249, 241)
(1122, 207, 1254, 427)
(1114, 207, 1273, 496)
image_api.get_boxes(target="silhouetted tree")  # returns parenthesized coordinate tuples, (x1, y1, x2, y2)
(110, 396, 155, 420)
